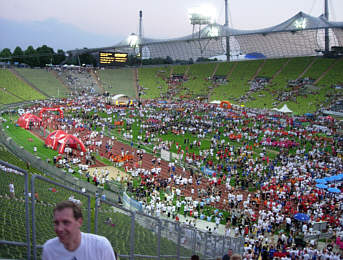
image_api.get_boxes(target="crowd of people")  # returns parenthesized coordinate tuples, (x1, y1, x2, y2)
(13, 94, 343, 258)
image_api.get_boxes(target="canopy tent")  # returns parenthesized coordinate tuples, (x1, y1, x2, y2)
(245, 52, 266, 59)
(45, 130, 68, 150)
(17, 113, 42, 129)
(316, 184, 328, 189)
(39, 107, 64, 119)
(45, 131, 86, 154)
(272, 104, 293, 113)
(294, 213, 310, 222)
(57, 134, 86, 154)
(327, 187, 341, 193)
(108, 94, 134, 106)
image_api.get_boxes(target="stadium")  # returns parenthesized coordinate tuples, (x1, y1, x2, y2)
(0, 0, 343, 259)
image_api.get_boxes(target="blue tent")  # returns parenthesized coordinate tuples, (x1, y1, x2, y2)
(327, 187, 341, 193)
(245, 52, 266, 59)
(316, 184, 327, 189)
(315, 178, 327, 184)
(294, 213, 310, 222)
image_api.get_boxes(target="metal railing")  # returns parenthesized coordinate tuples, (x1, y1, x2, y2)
(0, 160, 244, 260)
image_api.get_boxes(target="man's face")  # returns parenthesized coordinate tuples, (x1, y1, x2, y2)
(53, 208, 82, 246)
(228, 249, 233, 256)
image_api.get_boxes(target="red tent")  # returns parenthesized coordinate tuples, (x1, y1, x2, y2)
(17, 113, 42, 129)
(39, 107, 64, 119)
(56, 134, 86, 154)
(45, 130, 67, 150)
(45, 130, 86, 154)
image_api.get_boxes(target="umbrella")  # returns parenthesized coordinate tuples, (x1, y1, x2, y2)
(294, 213, 310, 222)
(325, 176, 337, 182)
(316, 184, 327, 189)
(315, 179, 327, 184)
(327, 187, 341, 193)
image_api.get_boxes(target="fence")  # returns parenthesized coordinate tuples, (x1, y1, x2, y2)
(0, 159, 244, 260)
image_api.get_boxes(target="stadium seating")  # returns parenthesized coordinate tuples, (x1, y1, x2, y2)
(182, 63, 216, 97)
(0, 69, 46, 103)
(56, 69, 101, 94)
(98, 68, 136, 97)
(138, 67, 169, 99)
(215, 61, 235, 76)
(212, 60, 262, 101)
(15, 68, 69, 98)
(316, 57, 343, 87)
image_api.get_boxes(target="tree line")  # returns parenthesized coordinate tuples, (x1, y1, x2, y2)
(0, 45, 68, 67)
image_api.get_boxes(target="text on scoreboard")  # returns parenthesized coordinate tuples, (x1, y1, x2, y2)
(99, 52, 128, 65)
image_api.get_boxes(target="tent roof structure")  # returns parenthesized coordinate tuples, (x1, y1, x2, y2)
(68, 11, 343, 61)
(112, 94, 130, 100)
(106, 12, 343, 46)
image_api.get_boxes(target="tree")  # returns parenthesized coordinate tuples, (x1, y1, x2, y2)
(0, 48, 12, 61)
(165, 56, 173, 64)
(53, 49, 66, 65)
(36, 45, 54, 67)
(79, 52, 96, 67)
(127, 54, 140, 66)
(13, 46, 24, 64)
(24, 46, 39, 67)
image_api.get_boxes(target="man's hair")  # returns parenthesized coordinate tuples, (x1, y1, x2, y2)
(230, 254, 242, 260)
(191, 255, 200, 260)
(53, 200, 83, 220)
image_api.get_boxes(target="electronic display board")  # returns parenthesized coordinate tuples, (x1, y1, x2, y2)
(99, 52, 128, 66)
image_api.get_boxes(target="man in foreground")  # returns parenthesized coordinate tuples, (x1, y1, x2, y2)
(42, 200, 116, 260)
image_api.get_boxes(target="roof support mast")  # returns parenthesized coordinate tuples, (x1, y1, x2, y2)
(224, 0, 230, 62)
(139, 10, 143, 65)
(324, 0, 329, 54)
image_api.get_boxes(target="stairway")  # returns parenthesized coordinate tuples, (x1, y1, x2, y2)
(296, 57, 317, 80)
(251, 60, 266, 81)
(226, 62, 237, 80)
(314, 57, 343, 85)
(211, 63, 220, 78)
(271, 59, 290, 81)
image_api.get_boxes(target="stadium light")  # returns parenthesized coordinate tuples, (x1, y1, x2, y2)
(207, 25, 219, 37)
(188, 4, 217, 25)
(128, 33, 139, 48)
(294, 18, 307, 30)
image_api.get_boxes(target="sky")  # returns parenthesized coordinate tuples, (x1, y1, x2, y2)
(1, 0, 343, 51)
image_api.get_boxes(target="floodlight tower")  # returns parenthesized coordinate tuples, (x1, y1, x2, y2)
(324, 0, 329, 54)
(139, 10, 143, 65)
(224, 0, 230, 62)
(188, 4, 217, 59)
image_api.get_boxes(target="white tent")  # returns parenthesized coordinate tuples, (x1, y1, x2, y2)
(272, 104, 293, 113)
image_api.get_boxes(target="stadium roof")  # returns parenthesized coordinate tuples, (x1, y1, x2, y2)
(68, 11, 343, 60)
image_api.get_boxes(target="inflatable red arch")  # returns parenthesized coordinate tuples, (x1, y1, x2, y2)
(220, 101, 231, 109)
(17, 113, 42, 129)
(45, 130, 86, 154)
(39, 107, 64, 119)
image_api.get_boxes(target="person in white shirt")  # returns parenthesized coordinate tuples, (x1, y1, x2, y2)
(42, 200, 116, 260)
(9, 183, 15, 197)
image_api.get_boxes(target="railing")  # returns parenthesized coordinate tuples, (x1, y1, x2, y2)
(0, 160, 244, 260)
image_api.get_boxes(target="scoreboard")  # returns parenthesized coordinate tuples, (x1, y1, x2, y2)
(99, 52, 128, 66)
